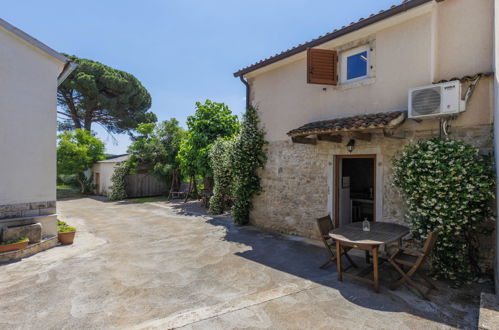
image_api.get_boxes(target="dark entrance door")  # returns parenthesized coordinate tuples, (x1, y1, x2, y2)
(334, 155, 376, 228)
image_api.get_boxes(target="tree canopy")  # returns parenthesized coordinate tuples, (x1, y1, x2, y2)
(177, 100, 239, 179)
(57, 129, 105, 192)
(57, 55, 156, 134)
(126, 119, 185, 183)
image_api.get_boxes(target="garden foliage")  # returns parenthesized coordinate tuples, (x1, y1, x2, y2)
(393, 138, 495, 285)
(108, 163, 130, 201)
(126, 119, 185, 186)
(57, 129, 105, 193)
(177, 100, 239, 180)
(208, 138, 235, 214)
(209, 106, 266, 224)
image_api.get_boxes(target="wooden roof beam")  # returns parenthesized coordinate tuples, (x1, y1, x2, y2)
(351, 132, 372, 141)
(317, 134, 342, 143)
(291, 136, 317, 145)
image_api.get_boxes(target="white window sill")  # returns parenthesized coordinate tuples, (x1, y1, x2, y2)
(337, 77, 376, 91)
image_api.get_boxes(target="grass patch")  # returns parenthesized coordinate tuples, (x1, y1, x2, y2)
(57, 186, 85, 199)
(57, 184, 74, 189)
(126, 196, 168, 203)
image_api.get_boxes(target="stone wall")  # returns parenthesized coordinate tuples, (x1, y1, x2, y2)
(250, 124, 494, 264)
(0, 201, 56, 220)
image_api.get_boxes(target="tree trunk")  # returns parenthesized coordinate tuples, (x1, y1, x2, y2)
(62, 91, 82, 129)
(184, 176, 193, 203)
(77, 178, 85, 193)
(203, 177, 214, 193)
(84, 117, 92, 131)
(192, 177, 198, 199)
(83, 109, 93, 131)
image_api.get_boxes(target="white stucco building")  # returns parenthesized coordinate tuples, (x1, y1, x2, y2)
(0, 18, 75, 241)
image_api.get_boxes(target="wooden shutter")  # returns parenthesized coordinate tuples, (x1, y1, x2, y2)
(307, 48, 338, 85)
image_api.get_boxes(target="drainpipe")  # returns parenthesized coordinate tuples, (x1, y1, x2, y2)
(239, 75, 250, 110)
(493, 0, 499, 295)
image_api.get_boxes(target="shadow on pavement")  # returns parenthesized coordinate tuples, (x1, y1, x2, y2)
(205, 217, 490, 329)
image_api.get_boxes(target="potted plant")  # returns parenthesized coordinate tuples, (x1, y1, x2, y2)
(0, 237, 29, 253)
(57, 220, 76, 245)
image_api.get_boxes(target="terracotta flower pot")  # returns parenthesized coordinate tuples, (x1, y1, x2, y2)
(0, 240, 28, 253)
(58, 231, 76, 245)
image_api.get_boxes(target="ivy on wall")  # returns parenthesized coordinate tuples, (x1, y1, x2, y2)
(208, 106, 267, 224)
(108, 163, 129, 201)
(392, 138, 495, 286)
(230, 106, 267, 225)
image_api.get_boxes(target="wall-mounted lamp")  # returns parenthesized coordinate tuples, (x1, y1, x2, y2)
(346, 139, 356, 153)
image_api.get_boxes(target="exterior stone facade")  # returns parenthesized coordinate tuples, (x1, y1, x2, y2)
(0, 201, 58, 246)
(0, 201, 56, 220)
(250, 124, 494, 265)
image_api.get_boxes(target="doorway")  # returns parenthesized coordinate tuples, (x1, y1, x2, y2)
(334, 155, 376, 228)
(94, 172, 100, 195)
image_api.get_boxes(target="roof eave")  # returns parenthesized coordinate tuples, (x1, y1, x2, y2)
(234, 0, 436, 77)
(0, 17, 69, 64)
(57, 62, 77, 86)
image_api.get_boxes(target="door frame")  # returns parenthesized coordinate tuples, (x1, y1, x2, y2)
(94, 172, 100, 195)
(334, 154, 376, 228)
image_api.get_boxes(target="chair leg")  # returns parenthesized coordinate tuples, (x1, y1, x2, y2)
(388, 260, 410, 290)
(365, 250, 370, 264)
(418, 271, 437, 290)
(404, 276, 430, 300)
(344, 251, 358, 268)
(320, 258, 336, 269)
(389, 261, 431, 300)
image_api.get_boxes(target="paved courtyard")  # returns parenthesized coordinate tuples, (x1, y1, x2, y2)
(0, 198, 487, 329)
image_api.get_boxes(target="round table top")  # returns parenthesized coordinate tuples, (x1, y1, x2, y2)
(329, 222, 410, 246)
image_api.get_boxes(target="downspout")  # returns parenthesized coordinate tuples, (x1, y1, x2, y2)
(239, 75, 250, 109)
(493, 0, 499, 295)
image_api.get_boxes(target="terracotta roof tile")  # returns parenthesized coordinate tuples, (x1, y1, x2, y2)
(287, 111, 406, 137)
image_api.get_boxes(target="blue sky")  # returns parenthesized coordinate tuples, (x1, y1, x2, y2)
(3, 0, 400, 154)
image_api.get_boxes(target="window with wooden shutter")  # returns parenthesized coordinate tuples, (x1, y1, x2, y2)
(307, 48, 338, 85)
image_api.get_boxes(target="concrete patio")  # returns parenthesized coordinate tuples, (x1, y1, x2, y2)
(0, 197, 491, 329)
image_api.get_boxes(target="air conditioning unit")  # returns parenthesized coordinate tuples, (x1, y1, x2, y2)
(408, 80, 465, 119)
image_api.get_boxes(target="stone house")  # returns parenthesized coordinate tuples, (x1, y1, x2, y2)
(0, 18, 75, 255)
(234, 0, 495, 255)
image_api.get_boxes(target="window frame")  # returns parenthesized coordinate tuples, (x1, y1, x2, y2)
(340, 45, 370, 84)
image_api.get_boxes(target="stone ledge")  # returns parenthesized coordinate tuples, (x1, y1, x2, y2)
(0, 201, 56, 219)
(478, 292, 499, 330)
(0, 236, 58, 263)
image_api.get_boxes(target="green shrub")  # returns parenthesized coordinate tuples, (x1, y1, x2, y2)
(1, 237, 29, 245)
(209, 138, 235, 214)
(108, 163, 129, 200)
(393, 137, 495, 285)
(57, 220, 76, 233)
(230, 106, 267, 225)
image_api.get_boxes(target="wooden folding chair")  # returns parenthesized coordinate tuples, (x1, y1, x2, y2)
(388, 231, 439, 300)
(316, 216, 357, 270)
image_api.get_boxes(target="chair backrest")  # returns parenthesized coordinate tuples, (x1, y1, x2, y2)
(316, 216, 334, 239)
(420, 231, 439, 262)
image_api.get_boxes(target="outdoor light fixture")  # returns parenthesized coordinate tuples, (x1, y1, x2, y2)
(346, 139, 356, 153)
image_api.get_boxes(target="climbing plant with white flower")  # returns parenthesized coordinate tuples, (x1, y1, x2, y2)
(393, 137, 495, 286)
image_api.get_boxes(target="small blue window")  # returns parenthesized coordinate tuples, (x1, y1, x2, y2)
(346, 51, 368, 80)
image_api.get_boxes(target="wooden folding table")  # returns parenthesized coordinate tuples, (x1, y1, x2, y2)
(329, 222, 409, 292)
